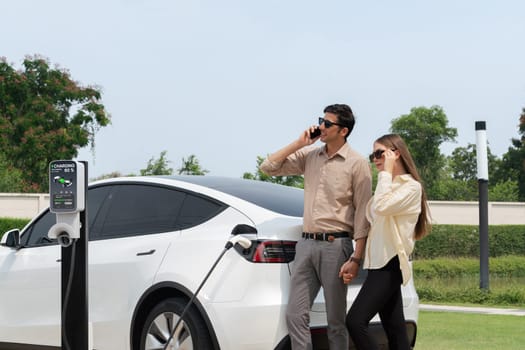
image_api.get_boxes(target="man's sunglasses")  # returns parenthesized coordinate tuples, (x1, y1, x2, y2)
(369, 149, 396, 162)
(318, 117, 345, 129)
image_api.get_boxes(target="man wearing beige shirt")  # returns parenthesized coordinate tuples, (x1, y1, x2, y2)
(259, 104, 372, 350)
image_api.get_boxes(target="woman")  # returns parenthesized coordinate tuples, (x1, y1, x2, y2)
(339, 133, 431, 350)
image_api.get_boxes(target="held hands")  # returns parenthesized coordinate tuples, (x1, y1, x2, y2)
(339, 258, 360, 285)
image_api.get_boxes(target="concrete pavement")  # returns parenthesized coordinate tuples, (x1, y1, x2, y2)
(420, 303, 525, 316)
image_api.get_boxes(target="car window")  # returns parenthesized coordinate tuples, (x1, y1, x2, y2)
(177, 193, 225, 229)
(22, 210, 57, 246)
(20, 186, 111, 247)
(93, 184, 224, 239)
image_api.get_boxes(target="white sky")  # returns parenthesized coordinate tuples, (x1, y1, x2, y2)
(2, 0, 524, 179)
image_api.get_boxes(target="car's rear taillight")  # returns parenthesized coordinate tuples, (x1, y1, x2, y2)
(253, 240, 297, 263)
(235, 240, 297, 263)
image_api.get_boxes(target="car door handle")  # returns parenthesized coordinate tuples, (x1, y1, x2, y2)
(136, 249, 156, 256)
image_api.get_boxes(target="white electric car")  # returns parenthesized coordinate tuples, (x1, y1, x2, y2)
(0, 176, 419, 350)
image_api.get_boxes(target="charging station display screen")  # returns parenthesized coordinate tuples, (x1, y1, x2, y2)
(52, 193, 75, 210)
(49, 160, 81, 213)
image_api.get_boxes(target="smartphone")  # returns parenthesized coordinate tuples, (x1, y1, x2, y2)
(310, 127, 321, 139)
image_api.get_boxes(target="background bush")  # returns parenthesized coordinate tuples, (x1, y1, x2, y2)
(0, 218, 30, 237)
(414, 225, 525, 259)
(414, 256, 525, 278)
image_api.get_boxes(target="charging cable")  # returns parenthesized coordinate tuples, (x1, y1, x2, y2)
(162, 236, 251, 350)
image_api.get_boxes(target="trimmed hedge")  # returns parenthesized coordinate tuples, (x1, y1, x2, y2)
(413, 225, 525, 259)
(416, 283, 525, 306)
(413, 256, 525, 278)
(0, 218, 30, 238)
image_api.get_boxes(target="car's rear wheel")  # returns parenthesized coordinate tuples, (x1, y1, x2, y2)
(140, 297, 213, 350)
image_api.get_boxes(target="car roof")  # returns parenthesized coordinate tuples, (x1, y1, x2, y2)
(162, 175, 304, 217)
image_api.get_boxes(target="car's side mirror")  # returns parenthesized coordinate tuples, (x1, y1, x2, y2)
(0, 229, 21, 248)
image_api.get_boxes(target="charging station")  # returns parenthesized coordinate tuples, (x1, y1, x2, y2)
(48, 160, 90, 350)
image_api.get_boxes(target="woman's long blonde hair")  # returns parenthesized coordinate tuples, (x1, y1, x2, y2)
(375, 134, 432, 240)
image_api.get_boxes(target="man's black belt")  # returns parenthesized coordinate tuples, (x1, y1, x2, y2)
(302, 232, 350, 242)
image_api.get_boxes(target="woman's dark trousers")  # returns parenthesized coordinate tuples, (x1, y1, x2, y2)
(346, 256, 410, 350)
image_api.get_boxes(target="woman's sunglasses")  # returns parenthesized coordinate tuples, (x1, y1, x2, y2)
(369, 149, 396, 162)
(318, 117, 345, 129)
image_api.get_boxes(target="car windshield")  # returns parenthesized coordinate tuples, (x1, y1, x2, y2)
(163, 176, 304, 217)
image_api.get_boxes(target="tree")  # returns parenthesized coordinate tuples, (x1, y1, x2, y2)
(445, 143, 518, 201)
(448, 144, 479, 182)
(498, 108, 525, 201)
(0, 55, 111, 192)
(0, 153, 24, 192)
(390, 105, 457, 199)
(431, 177, 478, 201)
(489, 180, 519, 202)
(177, 154, 209, 175)
(243, 156, 304, 188)
(140, 150, 173, 175)
(447, 143, 501, 183)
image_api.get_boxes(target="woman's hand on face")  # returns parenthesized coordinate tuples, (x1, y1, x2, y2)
(383, 149, 396, 174)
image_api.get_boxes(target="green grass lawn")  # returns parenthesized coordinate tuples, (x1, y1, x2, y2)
(416, 311, 525, 349)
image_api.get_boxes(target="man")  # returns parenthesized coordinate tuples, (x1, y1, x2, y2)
(260, 104, 372, 350)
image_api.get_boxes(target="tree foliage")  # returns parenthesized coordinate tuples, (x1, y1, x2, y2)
(430, 177, 478, 201)
(177, 154, 209, 175)
(489, 180, 519, 202)
(0, 153, 24, 192)
(243, 156, 304, 188)
(443, 143, 518, 201)
(498, 108, 525, 201)
(140, 150, 173, 176)
(0, 55, 111, 191)
(390, 105, 457, 199)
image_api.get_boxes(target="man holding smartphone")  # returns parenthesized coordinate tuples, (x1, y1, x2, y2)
(260, 103, 372, 350)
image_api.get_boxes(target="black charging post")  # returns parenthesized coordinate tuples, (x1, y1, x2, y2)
(475, 122, 489, 291)
(62, 160, 89, 349)
(48, 160, 90, 350)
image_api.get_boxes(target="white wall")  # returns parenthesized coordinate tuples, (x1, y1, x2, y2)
(0, 193, 524, 225)
(0, 193, 49, 219)
(428, 201, 525, 225)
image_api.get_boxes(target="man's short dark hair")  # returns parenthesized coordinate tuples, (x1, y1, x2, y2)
(323, 104, 355, 139)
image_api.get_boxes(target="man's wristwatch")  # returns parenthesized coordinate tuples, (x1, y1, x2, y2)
(349, 256, 362, 266)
